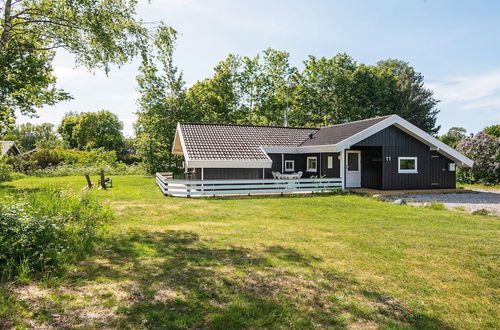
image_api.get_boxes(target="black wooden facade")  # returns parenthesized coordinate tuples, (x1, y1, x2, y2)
(352, 125, 456, 189)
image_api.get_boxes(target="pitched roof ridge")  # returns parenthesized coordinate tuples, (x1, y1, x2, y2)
(179, 122, 318, 130)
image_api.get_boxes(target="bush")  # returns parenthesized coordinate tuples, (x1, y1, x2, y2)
(0, 157, 13, 183)
(33, 162, 147, 177)
(0, 187, 111, 280)
(457, 132, 500, 185)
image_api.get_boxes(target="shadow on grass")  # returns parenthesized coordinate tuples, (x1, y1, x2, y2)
(2, 228, 454, 329)
(51, 229, 453, 329)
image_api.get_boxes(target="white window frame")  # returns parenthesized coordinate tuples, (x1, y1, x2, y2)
(398, 157, 418, 174)
(327, 156, 333, 169)
(284, 160, 295, 172)
(306, 156, 317, 172)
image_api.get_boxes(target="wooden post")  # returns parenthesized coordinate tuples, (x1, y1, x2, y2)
(100, 170, 106, 190)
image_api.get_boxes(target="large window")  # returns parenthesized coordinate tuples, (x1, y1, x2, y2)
(398, 157, 418, 173)
(284, 160, 295, 172)
(307, 156, 317, 172)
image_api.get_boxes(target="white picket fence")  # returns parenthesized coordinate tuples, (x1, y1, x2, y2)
(156, 172, 343, 197)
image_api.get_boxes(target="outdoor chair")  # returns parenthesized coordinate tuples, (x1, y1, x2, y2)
(272, 171, 278, 179)
(295, 171, 303, 179)
(98, 177, 113, 189)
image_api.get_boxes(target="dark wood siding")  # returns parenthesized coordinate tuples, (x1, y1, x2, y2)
(266, 152, 340, 178)
(354, 125, 456, 189)
(320, 153, 340, 178)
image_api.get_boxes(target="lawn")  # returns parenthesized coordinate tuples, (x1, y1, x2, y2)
(1, 175, 499, 329)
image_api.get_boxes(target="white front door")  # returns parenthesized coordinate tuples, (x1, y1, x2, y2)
(345, 150, 361, 188)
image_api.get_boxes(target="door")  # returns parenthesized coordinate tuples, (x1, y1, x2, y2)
(346, 150, 361, 188)
(430, 153, 445, 188)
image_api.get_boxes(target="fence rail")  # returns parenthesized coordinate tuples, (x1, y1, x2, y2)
(156, 173, 343, 197)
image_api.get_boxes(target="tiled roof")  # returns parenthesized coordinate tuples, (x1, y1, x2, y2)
(179, 123, 318, 161)
(300, 116, 391, 146)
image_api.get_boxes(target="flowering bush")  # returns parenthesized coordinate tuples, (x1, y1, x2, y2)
(456, 132, 500, 184)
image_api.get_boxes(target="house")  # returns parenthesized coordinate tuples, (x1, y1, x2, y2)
(0, 141, 22, 157)
(171, 115, 473, 190)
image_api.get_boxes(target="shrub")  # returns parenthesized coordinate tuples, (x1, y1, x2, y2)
(457, 132, 500, 185)
(0, 187, 111, 280)
(0, 157, 13, 183)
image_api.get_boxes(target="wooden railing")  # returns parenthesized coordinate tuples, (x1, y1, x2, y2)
(156, 173, 343, 197)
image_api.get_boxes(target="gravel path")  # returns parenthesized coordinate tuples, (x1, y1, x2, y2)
(391, 190, 500, 216)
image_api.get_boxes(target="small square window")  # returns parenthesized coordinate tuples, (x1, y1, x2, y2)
(307, 157, 317, 172)
(398, 157, 417, 173)
(284, 160, 295, 172)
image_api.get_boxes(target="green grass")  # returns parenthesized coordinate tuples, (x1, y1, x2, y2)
(1, 175, 499, 329)
(459, 183, 500, 191)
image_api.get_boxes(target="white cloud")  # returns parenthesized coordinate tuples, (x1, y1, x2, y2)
(427, 69, 500, 102)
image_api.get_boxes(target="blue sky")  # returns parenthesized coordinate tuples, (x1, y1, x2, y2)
(20, 0, 500, 136)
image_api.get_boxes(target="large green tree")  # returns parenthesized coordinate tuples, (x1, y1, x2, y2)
(134, 27, 190, 173)
(438, 127, 467, 148)
(58, 110, 124, 151)
(1, 122, 58, 151)
(0, 0, 162, 130)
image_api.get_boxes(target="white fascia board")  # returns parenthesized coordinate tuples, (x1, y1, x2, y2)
(334, 115, 474, 168)
(392, 120, 474, 167)
(188, 160, 273, 168)
(172, 123, 190, 161)
(335, 115, 399, 150)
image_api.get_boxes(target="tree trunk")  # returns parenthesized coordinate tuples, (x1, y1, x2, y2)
(0, 0, 12, 50)
(100, 170, 106, 190)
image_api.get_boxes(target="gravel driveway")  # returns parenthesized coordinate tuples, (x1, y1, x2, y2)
(392, 190, 500, 216)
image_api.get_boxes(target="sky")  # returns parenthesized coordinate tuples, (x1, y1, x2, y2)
(19, 0, 500, 136)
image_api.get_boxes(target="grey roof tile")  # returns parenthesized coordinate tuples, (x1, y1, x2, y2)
(299, 115, 391, 146)
(180, 123, 317, 161)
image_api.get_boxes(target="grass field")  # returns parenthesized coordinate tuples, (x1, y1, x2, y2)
(1, 175, 499, 329)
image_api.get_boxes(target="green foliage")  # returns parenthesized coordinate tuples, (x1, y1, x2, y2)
(58, 111, 125, 151)
(0, 186, 111, 280)
(0, 39, 70, 132)
(0, 157, 13, 182)
(135, 27, 185, 173)
(1, 123, 60, 151)
(438, 127, 467, 147)
(483, 124, 500, 137)
(0, 0, 167, 128)
(457, 132, 500, 184)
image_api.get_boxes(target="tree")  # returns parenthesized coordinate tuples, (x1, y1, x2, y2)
(0, 0, 165, 129)
(438, 127, 467, 148)
(58, 112, 81, 148)
(457, 132, 500, 184)
(58, 111, 124, 151)
(1, 122, 59, 151)
(377, 59, 440, 134)
(483, 124, 500, 138)
(135, 27, 189, 173)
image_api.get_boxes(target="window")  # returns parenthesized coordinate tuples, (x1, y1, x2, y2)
(347, 152, 359, 171)
(398, 157, 417, 173)
(327, 156, 333, 169)
(284, 160, 295, 172)
(307, 156, 317, 172)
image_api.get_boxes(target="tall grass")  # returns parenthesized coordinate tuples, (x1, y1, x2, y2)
(0, 186, 111, 281)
